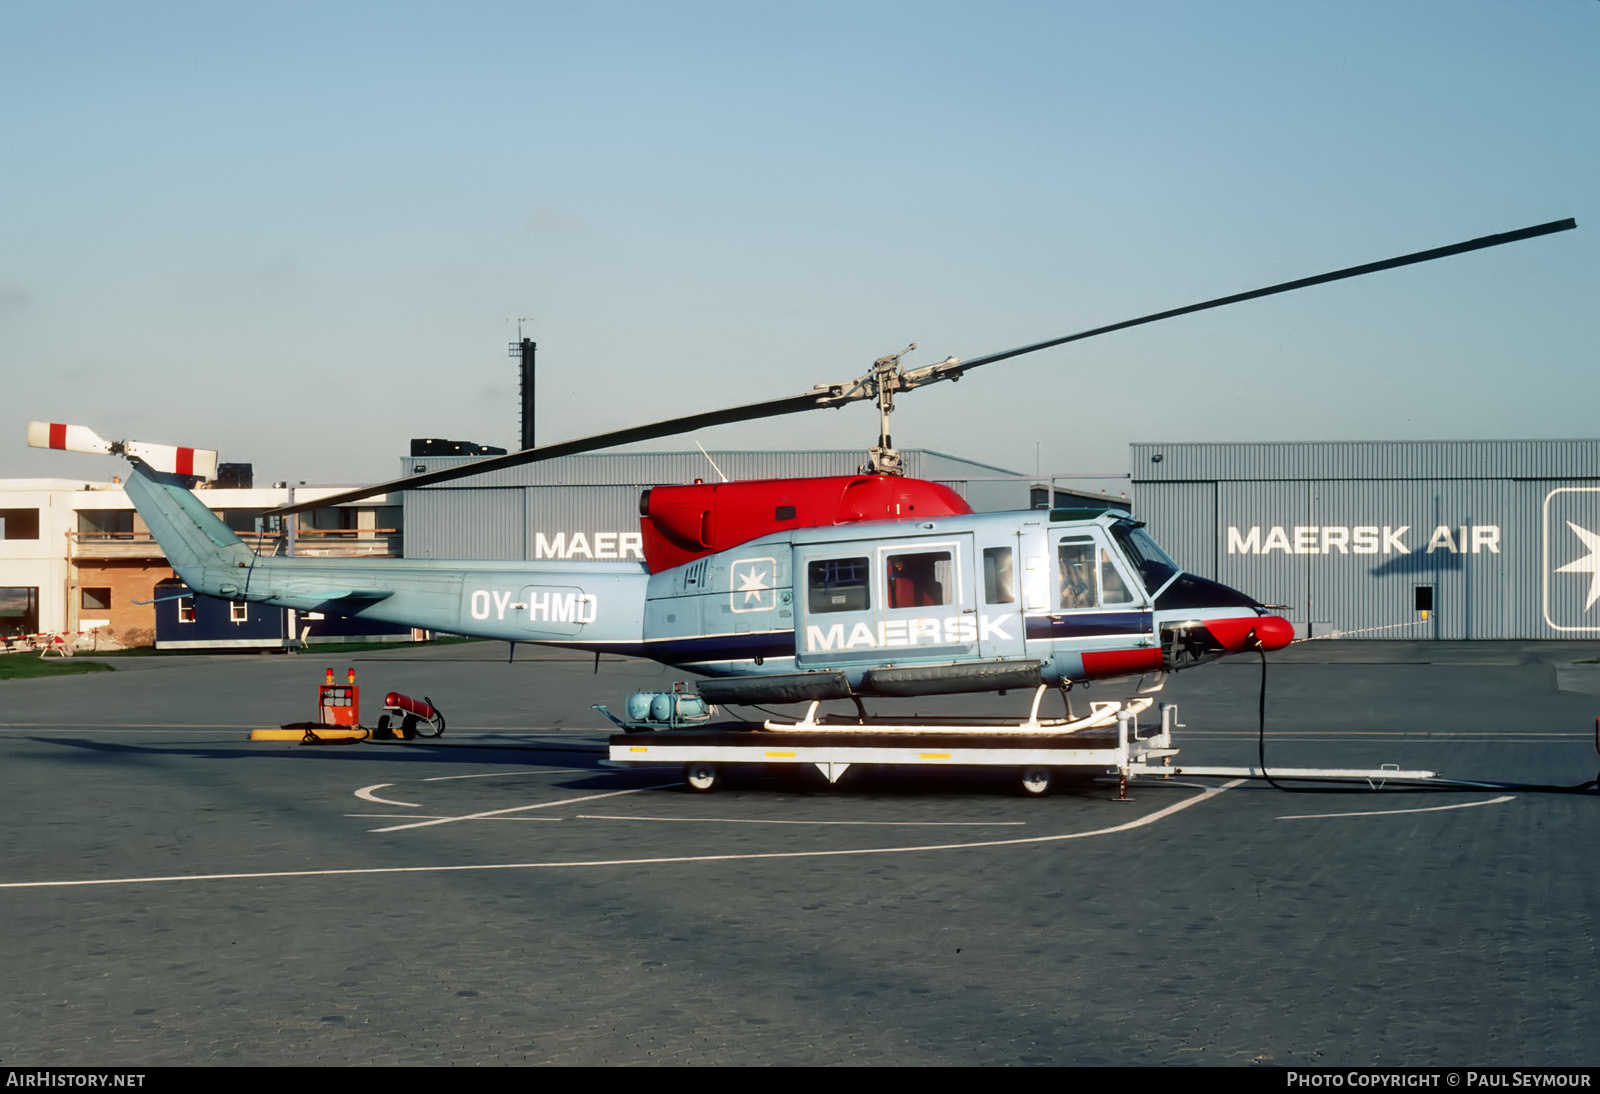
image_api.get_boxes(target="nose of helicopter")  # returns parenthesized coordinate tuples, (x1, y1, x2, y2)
(1205, 614, 1295, 653)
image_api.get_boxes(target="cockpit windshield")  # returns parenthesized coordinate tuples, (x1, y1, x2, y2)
(1111, 520, 1180, 594)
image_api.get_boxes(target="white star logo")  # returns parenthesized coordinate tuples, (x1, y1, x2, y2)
(1555, 521, 1600, 611)
(729, 557, 777, 613)
(737, 565, 769, 602)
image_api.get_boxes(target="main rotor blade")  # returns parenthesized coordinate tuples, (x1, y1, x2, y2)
(266, 216, 1575, 516)
(939, 218, 1577, 378)
(267, 389, 842, 514)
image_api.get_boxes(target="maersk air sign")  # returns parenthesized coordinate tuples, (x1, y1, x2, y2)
(1223, 490, 1600, 633)
(1544, 488, 1600, 633)
(532, 531, 644, 560)
(1226, 524, 1502, 556)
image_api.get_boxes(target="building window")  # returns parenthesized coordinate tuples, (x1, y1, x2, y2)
(77, 510, 135, 538)
(230, 601, 248, 623)
(0, 509, 40, 540)
(0, 587, 40, 636)
(178, 597, 195, 624)
(81, 587, 112, 610)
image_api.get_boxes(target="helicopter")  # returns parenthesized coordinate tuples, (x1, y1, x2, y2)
(28, 218, 1574, 713)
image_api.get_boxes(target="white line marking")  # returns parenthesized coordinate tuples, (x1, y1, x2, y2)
(422, 769, 572, 781)
(1277, 795, 1515, 821)
(354, 784, 419, 808)
(368, 784, 676, 832)
(576, 814, 1026, 827)
(0, 780, 1242, 890)
(347, 814, 564, 822)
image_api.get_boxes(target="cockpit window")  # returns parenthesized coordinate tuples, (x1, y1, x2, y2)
(1099, 548, 1136, 605)
(1111, 521, 1180, 593)
(1057, 538, 1098, 609)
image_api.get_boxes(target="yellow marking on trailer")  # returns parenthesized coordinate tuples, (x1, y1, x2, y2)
(765, 750, 797, 758)
(920, 752, 951, 760)
(249, 727, 367, 742)
(629, 746, 649, 753)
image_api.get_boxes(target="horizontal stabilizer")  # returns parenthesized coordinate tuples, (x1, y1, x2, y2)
(27, 421, 218, 479)
(274, 588, 396, 604)
(317, 589, 396, 603)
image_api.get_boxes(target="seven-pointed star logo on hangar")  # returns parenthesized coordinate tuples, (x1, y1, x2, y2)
(1555, 520, 1600, 611)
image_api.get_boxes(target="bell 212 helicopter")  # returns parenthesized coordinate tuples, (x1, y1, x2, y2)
(29, 218, 1575, 712)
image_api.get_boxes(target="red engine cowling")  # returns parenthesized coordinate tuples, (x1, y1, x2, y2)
(638, 474, 973, 573)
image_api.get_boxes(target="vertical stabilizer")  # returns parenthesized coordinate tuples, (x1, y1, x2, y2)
(121, 461, 255, 579)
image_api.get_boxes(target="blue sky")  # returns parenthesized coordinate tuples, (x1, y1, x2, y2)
(4, 1, 1596, 488)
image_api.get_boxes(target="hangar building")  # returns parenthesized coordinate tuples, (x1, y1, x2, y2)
(1131, 439, 1600, 640)
(401, 449, 1037, 562)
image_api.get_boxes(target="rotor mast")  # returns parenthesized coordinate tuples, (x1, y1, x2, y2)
(832, 343, 964, 475)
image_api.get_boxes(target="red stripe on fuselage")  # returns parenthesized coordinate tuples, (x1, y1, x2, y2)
(49, 423, 66, 449)
(1080, 648, 1163, 677)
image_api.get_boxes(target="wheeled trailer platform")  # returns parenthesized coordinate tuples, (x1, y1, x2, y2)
(609, 697, 1180, 797)
(605, 696, 1441, 796)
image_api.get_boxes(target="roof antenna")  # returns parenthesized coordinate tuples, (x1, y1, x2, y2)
(694, 440, 729, 482)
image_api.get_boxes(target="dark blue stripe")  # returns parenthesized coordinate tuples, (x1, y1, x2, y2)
(1026, 611, 1152, 641)
(544, 631, 796, 663)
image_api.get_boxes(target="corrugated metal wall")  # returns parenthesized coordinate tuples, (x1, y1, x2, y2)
(1133, 441, 1600, 639)
(403, 450, 1027, 562)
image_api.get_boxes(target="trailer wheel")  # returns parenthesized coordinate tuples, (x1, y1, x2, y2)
(685, 763, 720, 793)
(1019, 765, 1053, 796)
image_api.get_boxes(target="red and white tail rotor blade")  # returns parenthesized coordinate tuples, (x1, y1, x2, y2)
(124, 441, 218, 479)
(27, 421, 113, 456)
(27, 420, 218, 479)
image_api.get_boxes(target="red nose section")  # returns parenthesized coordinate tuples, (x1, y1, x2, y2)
(1205, 615, 1295, 653)
(1254, 615, 1295, 650)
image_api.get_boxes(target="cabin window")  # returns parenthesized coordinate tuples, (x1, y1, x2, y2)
(807, 557, 870, 613)
(81, 587, 111, 611)
(1057, 538, 1098, 609)
(886, 551, 952, 609)
(983, 547, 1015, 605)
(0, 509, 40, 540)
